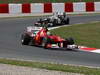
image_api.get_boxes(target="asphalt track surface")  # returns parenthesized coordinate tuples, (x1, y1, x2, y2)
(0, 15, 100, 67)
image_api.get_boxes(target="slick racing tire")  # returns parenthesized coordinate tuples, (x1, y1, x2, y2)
(66, 37, 74, 45)
(21, 34, 31, 45)
(65, 17, 70, 24)
(53, 19, 58, 26)
(28, 38, 35, 46)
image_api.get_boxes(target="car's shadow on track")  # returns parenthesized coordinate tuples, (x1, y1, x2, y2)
(46, 48, 78, 52)
(33, 45, 78, 52)
(24, 45, 78, 52)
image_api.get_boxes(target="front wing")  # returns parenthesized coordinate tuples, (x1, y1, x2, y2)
(46, 43, 78, 50)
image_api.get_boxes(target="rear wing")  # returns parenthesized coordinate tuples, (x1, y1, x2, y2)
(26, 26, 42, 32)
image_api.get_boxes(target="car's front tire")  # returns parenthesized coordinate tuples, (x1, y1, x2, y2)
(65, 17, 70, 24)
(66, 37, 75, 45)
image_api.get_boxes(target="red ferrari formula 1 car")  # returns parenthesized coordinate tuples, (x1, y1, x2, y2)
(21, 27, 78, 49)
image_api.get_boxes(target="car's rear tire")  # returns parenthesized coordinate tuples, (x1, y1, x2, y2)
(29, 38, 35, 46)
(65, 17, 70, 24)
(21, 34, 31, 45)
(53, 19, 58, 26)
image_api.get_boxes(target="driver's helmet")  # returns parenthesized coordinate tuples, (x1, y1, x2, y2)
(47, 32, 51, 36)
(44, 19, 48, 23)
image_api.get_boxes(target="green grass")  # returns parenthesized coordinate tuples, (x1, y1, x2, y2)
(0, 0, 100, 3)
(51, 22, 100, 48)
(0, 58, 100, 75)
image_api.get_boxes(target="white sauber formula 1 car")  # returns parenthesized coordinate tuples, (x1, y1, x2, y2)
(34, 12, 70, 27)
